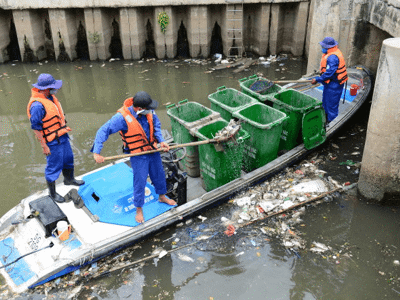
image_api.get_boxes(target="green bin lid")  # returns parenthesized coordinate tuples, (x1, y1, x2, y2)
(302, 107, 326, 150)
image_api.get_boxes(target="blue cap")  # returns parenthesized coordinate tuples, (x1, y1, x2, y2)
(319, 37, 338, 49)
(133, 91, 158, 110)
(32, 73, 62, 90)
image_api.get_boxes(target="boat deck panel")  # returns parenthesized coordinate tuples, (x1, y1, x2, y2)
(0, 237, 35, 286)
(57, 199, 131, 245)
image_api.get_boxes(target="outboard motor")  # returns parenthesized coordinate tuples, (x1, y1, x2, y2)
(160, 147, 187, 206)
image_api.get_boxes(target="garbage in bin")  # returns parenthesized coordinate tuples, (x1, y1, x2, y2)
(167, 100, 220, 177)
(232, 103, 288, 171)
(208, 86, 257, 121)
(272, 89, 325, 151)
(239, 75, 283, 105)
(193, 118, 249, 192)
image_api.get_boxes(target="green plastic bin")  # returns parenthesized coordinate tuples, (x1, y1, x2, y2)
(272, 89, 323, 151)
(232, 103, 288, 172)
(208, 87, 257, 121)
(194, 119, 250, 192)
(239, 75, 283, 105)
(167, 100, 220, 177)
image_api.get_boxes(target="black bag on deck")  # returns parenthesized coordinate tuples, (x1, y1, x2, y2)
(29, 196, 69, 237)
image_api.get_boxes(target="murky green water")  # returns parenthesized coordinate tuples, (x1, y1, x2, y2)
(1, 58, 399, 299)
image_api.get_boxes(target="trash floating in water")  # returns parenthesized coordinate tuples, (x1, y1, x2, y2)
(235, 196, 253, 207)
(339, 160, 357, 166)
(214, 53, 222, 63)
(196, 235, 212, 241)
(221, 216, 230, 223)
(198, 215, 207, 222)
(224, 224, 236, 236)
(177, 253, 195, 262)
(290, 179, 328, 193)
(310, 242, 332, 253)
(158, 250, 168, 259)
(67, 284, 83, 299)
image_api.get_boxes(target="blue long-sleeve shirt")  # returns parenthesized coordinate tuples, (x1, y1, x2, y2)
(315, 54, 340, 84)
(91, 106, 164, 154)
(29, 98, 69, 145)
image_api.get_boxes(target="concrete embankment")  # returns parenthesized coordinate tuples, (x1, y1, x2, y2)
(0, 0, 399, 73)
(0, 1, 310, 63)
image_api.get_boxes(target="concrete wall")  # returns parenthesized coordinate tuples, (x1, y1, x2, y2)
(0, 0, 309, 10)
(0, 9, 11, 62)
(48, 9, 78, 61)
(0, 1, 313, 62)
(244, 4, 270, 56)
(306, 0, 400, 75)
(0, 0, 399, 64)
(12, 9, 47, 62)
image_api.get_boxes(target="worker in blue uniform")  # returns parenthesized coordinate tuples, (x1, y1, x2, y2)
(311, 37, 348, 124)
(27, 73, 84, 203)
(92, 91, 176, 224)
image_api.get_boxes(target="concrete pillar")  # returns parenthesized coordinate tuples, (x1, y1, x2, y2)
(0, 10, 10, 63)
(269, 4, 283, 55)
(250, 4, 270, 56)
(13, 10, 47, 62)
(291, 2, 309, 56)
(48, 9, 77, 61)
(84, 8, 111, 61)
(187, 6, 209, 58)
(306, 0, 341, 74)
(358, 38, 400, 201)
(304, 0, 315, 59)
(120, 8, 145, 60)
(154, 7, 177, 59)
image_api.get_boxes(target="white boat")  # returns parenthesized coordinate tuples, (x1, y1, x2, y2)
(0, 66, 373, 293)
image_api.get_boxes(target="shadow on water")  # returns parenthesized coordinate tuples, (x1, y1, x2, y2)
(1, 58, 400, 299)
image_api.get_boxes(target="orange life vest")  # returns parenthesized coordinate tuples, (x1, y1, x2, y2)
(27, 88, 71, 143)
(118, 97, 157, 153)
(319, 46, 348, 84)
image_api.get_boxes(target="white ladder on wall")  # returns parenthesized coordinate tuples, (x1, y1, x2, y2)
(226, 0, 244, 58)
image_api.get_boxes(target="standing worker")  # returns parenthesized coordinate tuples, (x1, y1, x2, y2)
(27, 73, 84, 203)
(92, 91, 176, 224)
(311, 36, 348, 125)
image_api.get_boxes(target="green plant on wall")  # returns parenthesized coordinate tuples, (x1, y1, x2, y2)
(157, 11, 169, 33)
(88, 31, 101, 44)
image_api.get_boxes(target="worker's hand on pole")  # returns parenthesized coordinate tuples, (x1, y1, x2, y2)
(311, 78, 317, 85)
(160, 142, 170, 152)
(93, 153, 105, 163)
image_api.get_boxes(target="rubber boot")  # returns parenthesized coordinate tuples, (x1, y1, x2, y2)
(63, 168, 85, 186)
(47, 181, 65, 203)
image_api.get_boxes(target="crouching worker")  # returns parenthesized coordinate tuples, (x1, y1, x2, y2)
(91, 91, 176, 223)
(27, 73, 84, 204)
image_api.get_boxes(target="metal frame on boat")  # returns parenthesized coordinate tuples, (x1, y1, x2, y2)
(0, 66, 372, 293)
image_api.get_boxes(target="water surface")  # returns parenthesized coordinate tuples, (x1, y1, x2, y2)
(1, 58, 399, 300)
